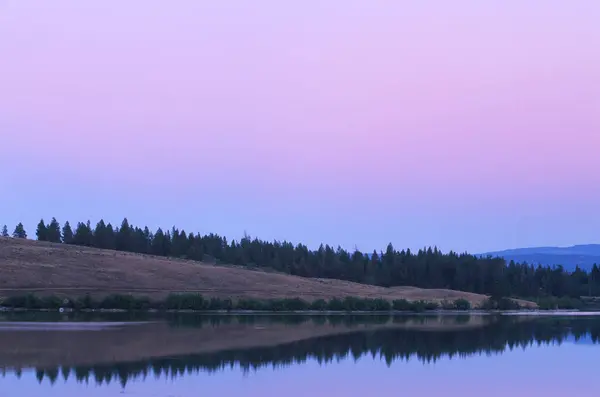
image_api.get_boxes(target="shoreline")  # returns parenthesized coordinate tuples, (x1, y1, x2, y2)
(1, 291, 590, 314)
(1, 307, 597, 316)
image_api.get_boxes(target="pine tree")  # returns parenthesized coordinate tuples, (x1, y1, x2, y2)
(143, 226, 152, 251)
(73, 221, 93, 246)
(116, 218, 132, 251)
(62, 221, 74, 244)
(592, 264, 600, 293)
(36, 219, 47, 241)
(151, 227, 170, 256)
(46, 217, 62, 243)
(13, 222, 27, 239)
(132, 227, 149, 253)
(93, 219, 109, 248)
(592, 264, 600, 280)
(104, 222, 116, 250)
(1, 225, 8, 237)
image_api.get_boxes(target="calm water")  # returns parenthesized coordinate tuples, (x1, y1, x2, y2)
(0, 312, 598, 397)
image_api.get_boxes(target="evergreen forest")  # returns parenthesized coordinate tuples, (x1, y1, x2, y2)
(3, 218, 600, 300)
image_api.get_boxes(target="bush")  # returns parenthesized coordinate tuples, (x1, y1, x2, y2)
(235, 298, 266, 311)
(283, 298, 310, 311)
(220, 298, 234, 311)
(557, 297, 583, 310)
(392, 299, 412, 311)
(265, 299, 286, 311)
(310, 299, 328, 311)
(215, 297, 234, 310)
(372, 298, 392, 311)
(41, 296, 63, 310)
(440, 300, 456, 310)
(497, 297, 520, 310)
(206, 297, 222, 310)
(1, 295, 23, 308)
(263, 298, 310, 311)
(392, 299, 438, 312)
(2, 294, 43, 309)
(480, 297, 522, 311)
(99, 294, 137, 310)
(165, 293, 207, 311)
(453, 299, 471, 311)
(75, 294, 96, 310)
(326, 298, 345, 311)
(479, 298, 495, 310)
(410, 300, 427, 313)
(537, 297, 583, 310)
(342, 296, 364, 311)
(131, 296, 152, 311)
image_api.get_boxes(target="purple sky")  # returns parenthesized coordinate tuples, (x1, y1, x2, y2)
(1, 1, 599, 253)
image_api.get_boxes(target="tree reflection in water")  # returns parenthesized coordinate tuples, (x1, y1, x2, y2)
(1, 315, 599, 388)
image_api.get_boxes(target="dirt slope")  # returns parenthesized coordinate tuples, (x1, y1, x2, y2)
(0, 237, 535, 307)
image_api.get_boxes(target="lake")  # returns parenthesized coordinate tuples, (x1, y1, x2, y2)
(0, 312, 598, 396)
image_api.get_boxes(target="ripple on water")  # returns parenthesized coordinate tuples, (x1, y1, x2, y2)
(0, 321, 152, 331)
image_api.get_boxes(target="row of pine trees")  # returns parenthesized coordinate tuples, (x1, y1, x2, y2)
(2, 218, 600, 299)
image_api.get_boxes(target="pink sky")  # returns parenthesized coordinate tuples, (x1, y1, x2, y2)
(1, 1, 599, 252)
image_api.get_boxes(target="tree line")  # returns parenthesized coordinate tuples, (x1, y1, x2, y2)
(3, 218, 600, 299)
(1, 292, 480, 312)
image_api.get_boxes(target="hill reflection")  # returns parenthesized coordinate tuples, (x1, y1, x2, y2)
(1, 314, 599, 387)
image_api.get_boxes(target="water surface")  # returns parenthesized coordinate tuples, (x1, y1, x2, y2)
(0, 313, 598, 397)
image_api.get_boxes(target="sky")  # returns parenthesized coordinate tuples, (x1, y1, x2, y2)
(1, 0, 599, 253)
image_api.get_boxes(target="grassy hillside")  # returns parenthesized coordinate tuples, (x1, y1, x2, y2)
(0, 237, 535, 308)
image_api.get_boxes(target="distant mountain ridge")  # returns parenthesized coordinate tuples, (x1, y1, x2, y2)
(480, 244, 600, 272)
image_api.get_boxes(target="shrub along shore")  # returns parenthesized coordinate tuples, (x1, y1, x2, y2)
(0, 293, 585, 312)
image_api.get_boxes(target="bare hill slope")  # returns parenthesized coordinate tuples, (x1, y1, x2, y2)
(0, 237, 535, 307)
